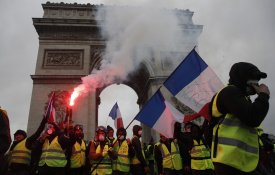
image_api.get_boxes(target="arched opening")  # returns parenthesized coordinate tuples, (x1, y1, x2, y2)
(98, 84, 140, 138)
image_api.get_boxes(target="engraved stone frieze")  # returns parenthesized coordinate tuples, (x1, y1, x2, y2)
(43, 50, 83, 69)
(45, 91, 70, 125)
(90, 47, 104, 72)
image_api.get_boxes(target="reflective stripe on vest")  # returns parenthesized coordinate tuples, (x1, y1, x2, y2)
(190, 140, 214, 170)
(156, 141, 182, 170)
(39, 136, 67, 167)
(70, 140, 86, 168)
(91, 143, 112, 175)
(10, 138, 31, 165)
(113, 140, 130, 172)
(131, 136, 146, 165)
(211, 89, 259, 172)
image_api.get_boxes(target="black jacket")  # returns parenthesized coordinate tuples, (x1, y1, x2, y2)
(131, 135, 147, 167)
(216, 85, 269, 127)
(213, 62, 269, 173)
(0, 109, 11, 156)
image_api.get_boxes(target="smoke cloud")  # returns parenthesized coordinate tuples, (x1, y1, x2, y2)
(73, 1, 189, 100)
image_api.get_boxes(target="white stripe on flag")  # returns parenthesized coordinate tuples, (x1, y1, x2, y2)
(153, 101, 184, 138)
(163, 49, 224, 118)
(109, 102, 124, 129)
(175, 67, 224, 112)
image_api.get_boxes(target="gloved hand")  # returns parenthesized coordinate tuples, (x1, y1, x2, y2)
(253, 84, 270, 95)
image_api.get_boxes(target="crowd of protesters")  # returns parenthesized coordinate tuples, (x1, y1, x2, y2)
(1, 117, 274, 175)
(0, 62, 274, 175)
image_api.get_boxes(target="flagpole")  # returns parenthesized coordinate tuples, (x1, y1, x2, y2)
(44, 92, 55, 120)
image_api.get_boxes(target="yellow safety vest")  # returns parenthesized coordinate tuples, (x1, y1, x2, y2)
(10, 138, 31, 165)
(147, 145, 154, 161)
(107, 137, 116, 145)
(156, 141, 183, 170)
(91, 143, 112, 175)
(190, 139, 214, 170)
(131, 136, 146, 165)
(70, 140, 86, 168)
(39, 136, 67, 167)
(211, 89, 259, 172)
(113, 140, 130, 172)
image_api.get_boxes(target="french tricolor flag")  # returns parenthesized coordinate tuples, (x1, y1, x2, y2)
(109, 102, 124, 129)
(163, 49, 224, 120)
(135, 90, 184, 138)
(44, 92, 56, 123)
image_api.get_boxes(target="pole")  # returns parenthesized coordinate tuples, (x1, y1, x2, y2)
(69, 107, 72, 128)
(65, 106, 73, 136)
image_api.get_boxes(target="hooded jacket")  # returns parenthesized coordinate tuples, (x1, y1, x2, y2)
(215, 62, 269, 127)
(229, 62, 267, 94)
(132, 125, 142, 136)
(131, 125, 147, 167)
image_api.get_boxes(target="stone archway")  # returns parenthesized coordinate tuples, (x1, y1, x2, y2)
(27, 2, 202, 141)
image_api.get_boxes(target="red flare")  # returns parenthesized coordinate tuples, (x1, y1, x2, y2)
(69, 91, 79, 106)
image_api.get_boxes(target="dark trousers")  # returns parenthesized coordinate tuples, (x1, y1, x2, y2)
(192, 169, 215, 175)
(6, 163, 30, 175)
(69, 167, 84, 175)
(130, 164, 145, 175)
(37, 165, 65, 175)
(214, 163, 257, 175)
(6, 170, 30, 175)
(163, 169, 183, 175)
(148, 160, 155, 175)
(113, 170, 129, 175)
(0, 155, 9, 175)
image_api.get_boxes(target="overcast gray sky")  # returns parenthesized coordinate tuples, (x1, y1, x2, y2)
(1, 0, 274, 139)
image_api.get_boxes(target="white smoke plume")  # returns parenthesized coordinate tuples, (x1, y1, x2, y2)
(71, 0, 189, 102)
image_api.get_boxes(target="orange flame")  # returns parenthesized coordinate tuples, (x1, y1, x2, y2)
(69, 83, 88, 107)
(69, 91, 80, 106)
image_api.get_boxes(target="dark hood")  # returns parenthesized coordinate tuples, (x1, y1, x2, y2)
(116, 127, 127, 138)
(107, 125, 114, 132)
(14, 129, 27, 138)
(229, 62, 267, 91)
(133, 125, 142, 136)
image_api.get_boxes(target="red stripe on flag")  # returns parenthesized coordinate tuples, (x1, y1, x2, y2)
(183, 102, 210, 123)
(48, 106, 56, 123)
(116, 117, 124, 129)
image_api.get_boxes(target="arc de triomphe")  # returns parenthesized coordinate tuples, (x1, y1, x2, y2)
(27, 2, 202, 142)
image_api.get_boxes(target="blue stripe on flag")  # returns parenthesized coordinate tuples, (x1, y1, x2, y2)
(109, 102, 118, 120)
(163, 49, 208, 95)
(135, 90, 166, 127)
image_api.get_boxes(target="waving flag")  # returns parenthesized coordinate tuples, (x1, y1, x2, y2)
(163, 49, 224, 120)
(135, 90, 183, 138)
(109, 102, 124, 129)
(44, 92, 56, 123)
